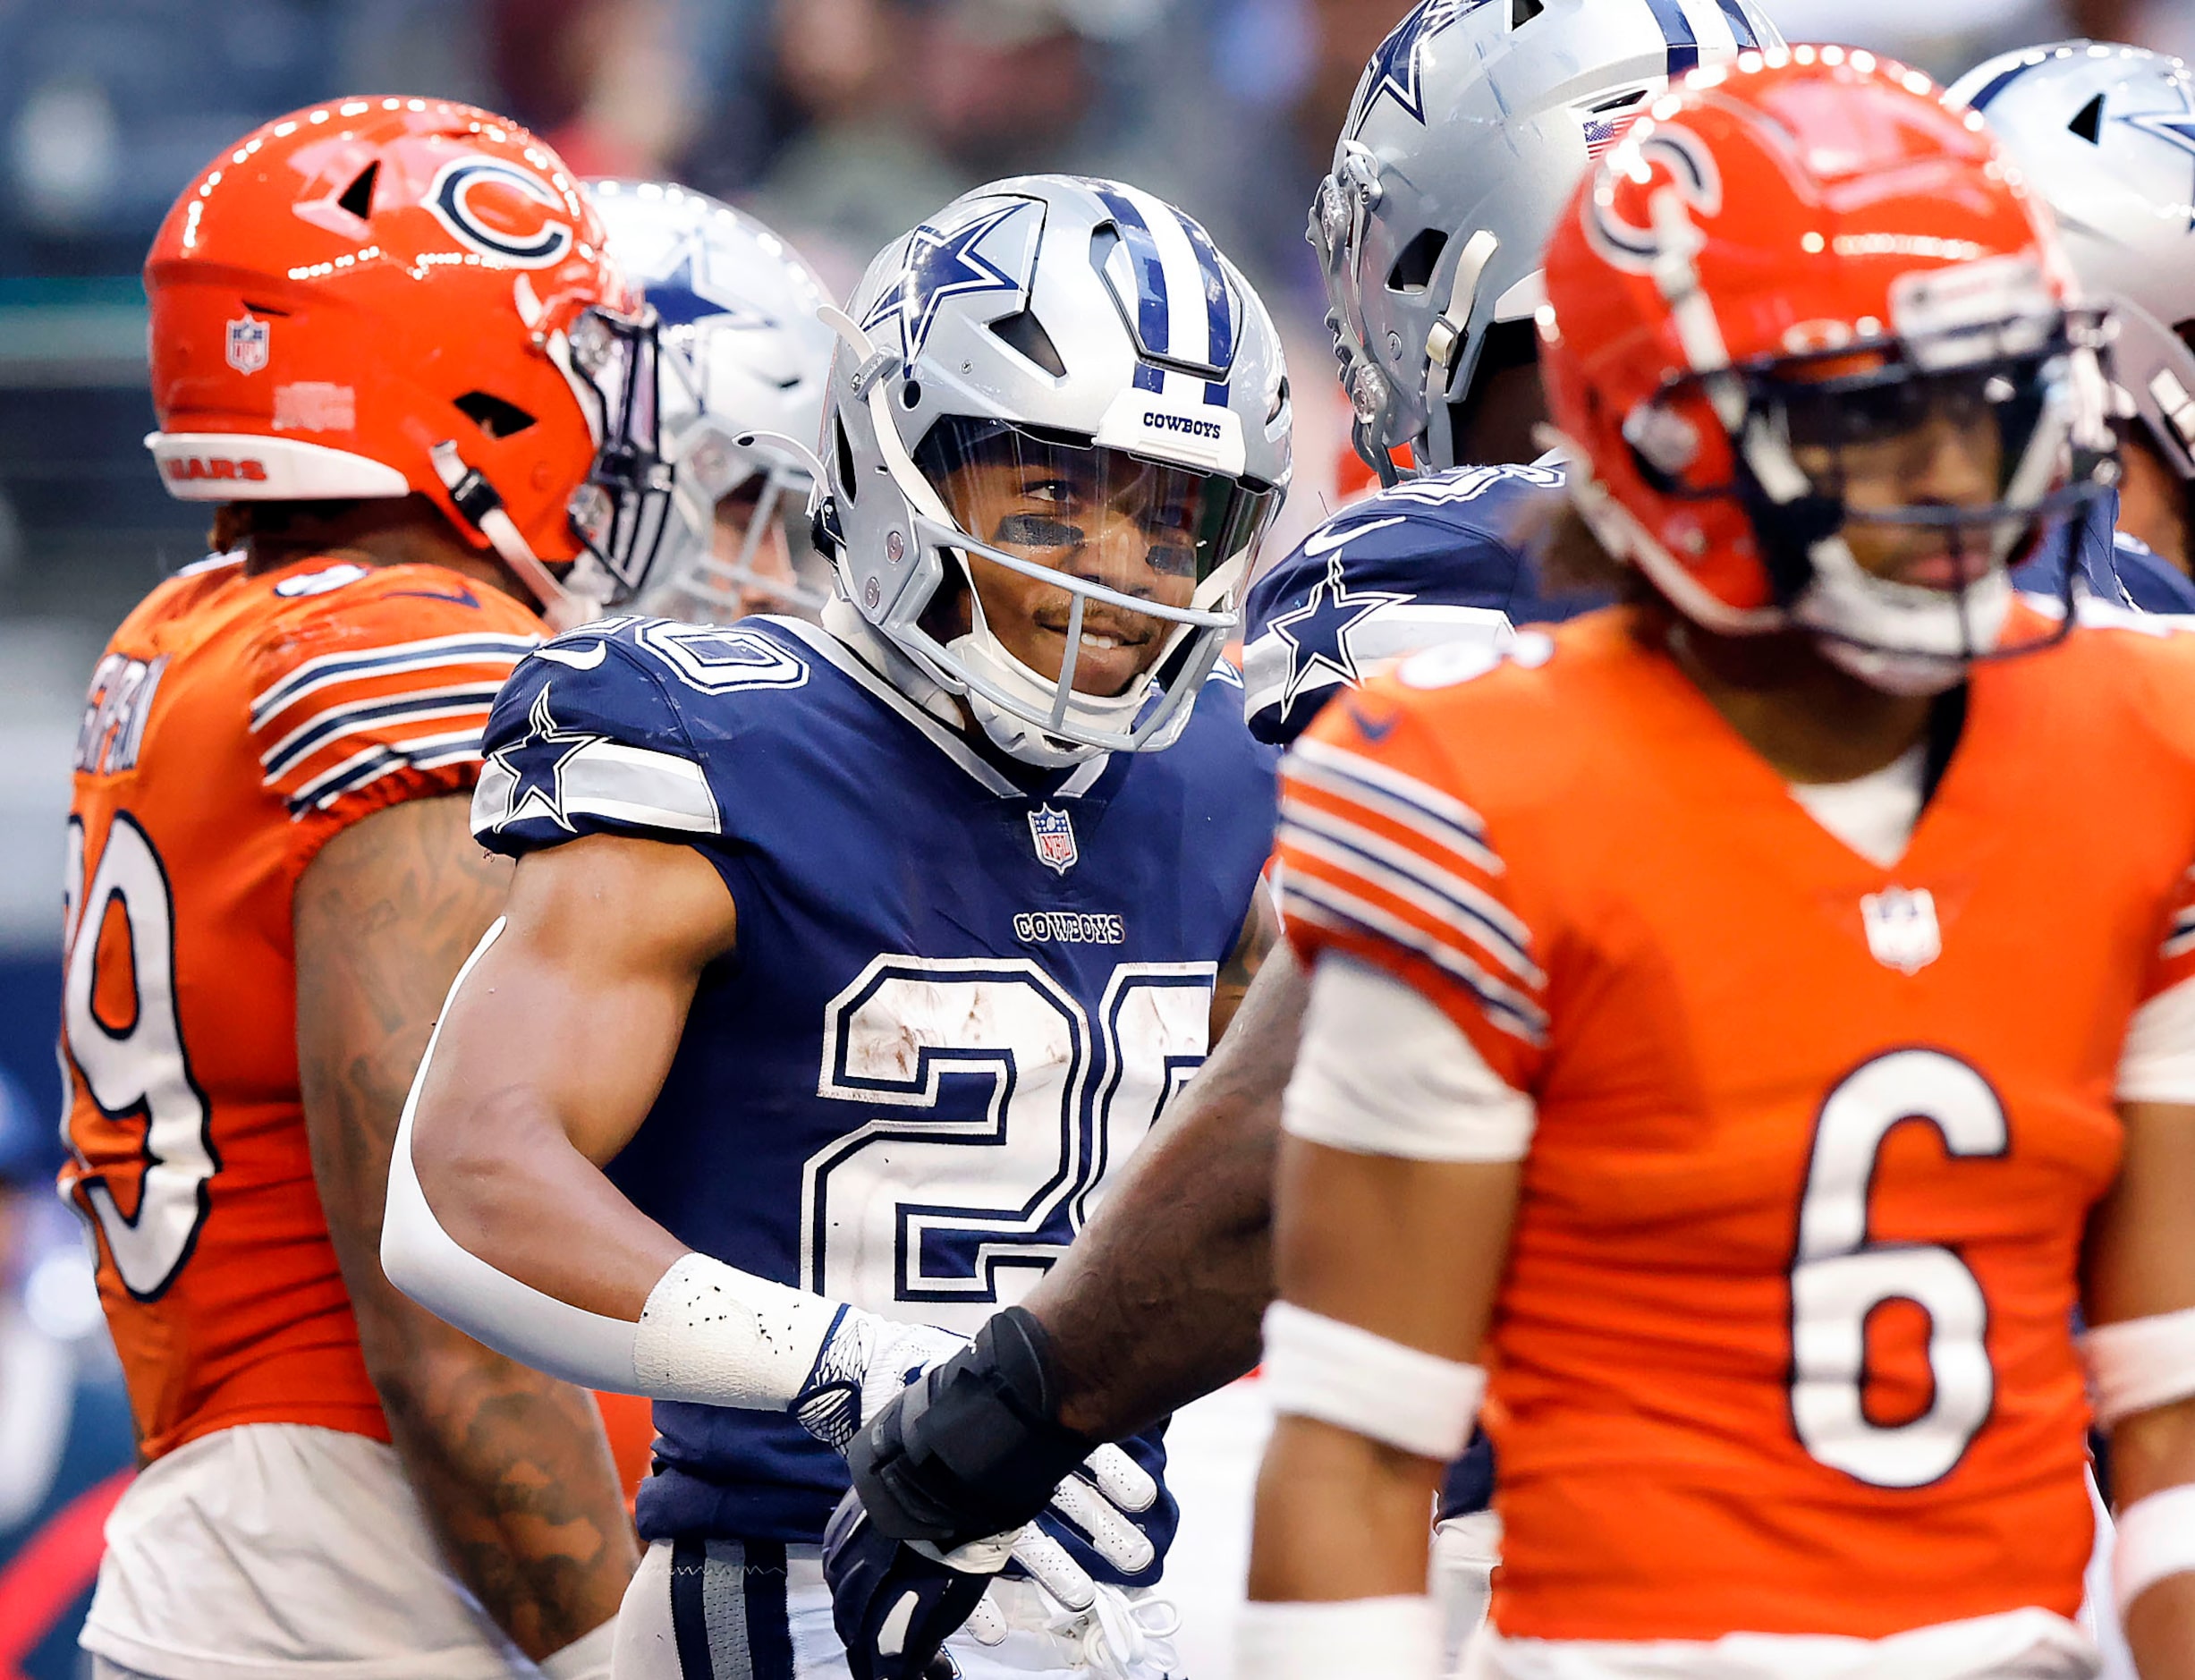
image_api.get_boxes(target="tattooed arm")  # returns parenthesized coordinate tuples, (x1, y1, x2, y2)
(295, 795, 637, 1661)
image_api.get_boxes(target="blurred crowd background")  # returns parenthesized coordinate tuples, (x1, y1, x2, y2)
(0, 0, 2191, 1666)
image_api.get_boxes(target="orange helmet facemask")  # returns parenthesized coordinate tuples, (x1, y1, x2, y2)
(143, 96, 676, 627)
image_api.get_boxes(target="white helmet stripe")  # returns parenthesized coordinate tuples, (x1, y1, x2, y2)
(1116, 182, 1216, 373)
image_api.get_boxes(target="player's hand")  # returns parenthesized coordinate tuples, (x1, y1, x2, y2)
(792, 1309, 969, 1455)
(823, 1491, 994, 1680)
(846, 1307, 1165, 1577)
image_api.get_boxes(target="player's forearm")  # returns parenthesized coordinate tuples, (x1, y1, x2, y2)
(1248, 1415, 1440, 1600)
(2111, 1398, 2195, 1680)
(1023, 945, 1308, 1437)
(366, 1321, 636, 1659)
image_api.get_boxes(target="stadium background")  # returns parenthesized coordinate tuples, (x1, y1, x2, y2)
(0, 0, 2188, 1667)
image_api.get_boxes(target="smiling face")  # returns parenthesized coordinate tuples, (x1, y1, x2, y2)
(936, 440, 1206, 697)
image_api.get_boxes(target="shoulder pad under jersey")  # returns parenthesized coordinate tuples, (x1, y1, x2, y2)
(1242, 462, 1604, 745)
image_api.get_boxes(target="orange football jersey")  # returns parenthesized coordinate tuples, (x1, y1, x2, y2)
(61, 553, 538, 1462)
(1276, 606, 2195, 1642)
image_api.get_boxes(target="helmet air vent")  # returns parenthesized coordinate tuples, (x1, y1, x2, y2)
(1387, 227, 1450, 295)
(990, 309, 1068, 377)
(337, 161, 380, 221)
(1512, 0, 1545, 27)
(2067, 93, 2106, 144)
(453, 391, 537, 439)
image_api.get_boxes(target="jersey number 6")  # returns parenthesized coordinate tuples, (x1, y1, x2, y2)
(1789, 1048, 2004, 1489)
(62, 812, 218, 1300)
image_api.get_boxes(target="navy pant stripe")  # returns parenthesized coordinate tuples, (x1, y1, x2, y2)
(671, 1539, 716, 1680)
(743, 1540, 795, 1680)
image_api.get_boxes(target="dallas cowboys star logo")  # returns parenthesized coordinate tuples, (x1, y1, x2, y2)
(1267, 553, 1409, 710)
(1349, 0, 1489, 135)
(646, 239, 774, 332)
(2121, 97, 2195, 233)
(860, 201, 1030, 361)
(487, 686, 600, 835)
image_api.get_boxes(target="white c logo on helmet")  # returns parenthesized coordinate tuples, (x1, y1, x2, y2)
(426, 157, 576, 269)
(1582, 125, 1724, 274)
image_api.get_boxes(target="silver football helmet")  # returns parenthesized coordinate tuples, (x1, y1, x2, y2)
(1948, 44, 2195, 510)
(820, 175, 1291, 767)
(1316, 0, 1783, 483)
(587, 179, 837, 621)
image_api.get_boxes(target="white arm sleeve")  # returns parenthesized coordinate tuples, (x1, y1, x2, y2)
(1282, 953, 1535, 1161)
(381, 917, 844, 1407)
(2118, 972, 2195, 1106)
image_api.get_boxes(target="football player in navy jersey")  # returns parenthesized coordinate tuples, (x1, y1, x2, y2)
(381, 174, 1291, 1680)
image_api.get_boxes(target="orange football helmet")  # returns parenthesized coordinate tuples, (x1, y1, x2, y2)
(144, 97, 675, 624)
(1538, 50, 2115, 692)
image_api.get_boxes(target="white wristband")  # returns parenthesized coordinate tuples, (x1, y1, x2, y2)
(1261, 1300, 1485, 1461)
(633, 1252, 845, 1408)
(1234, 1597, 1439, 1680)
(2116, 1482, 2195, 1618)
(538, 1620, 616, 1680)
(2082, 1307, 2195, 1430)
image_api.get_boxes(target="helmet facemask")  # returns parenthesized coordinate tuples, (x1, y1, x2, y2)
(1621, 306, 2115, 693)
(889, 417, 1277, 767)
(558, 303, 681, 610)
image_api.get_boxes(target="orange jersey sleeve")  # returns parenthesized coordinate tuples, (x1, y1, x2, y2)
(1276, 679, 1547, 1091)
(247, 571, 539, 834)
(63, 556, 538, 1461)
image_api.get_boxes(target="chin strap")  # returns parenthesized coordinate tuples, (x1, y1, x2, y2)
(428, 440, 599, 632)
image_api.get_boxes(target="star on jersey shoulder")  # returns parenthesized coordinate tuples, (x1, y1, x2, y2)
(860, 201, 1030, 361)
(1267, 553, 1409, 710)
(488, 685, 602, 834)
(1350, 0, 1488, 134)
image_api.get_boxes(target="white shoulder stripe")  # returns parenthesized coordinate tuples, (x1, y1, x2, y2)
(1280, 811, 1539, 985)
(259, 682, 509, 774)
(250, 632, 536, 725)
(1292, 735, 1488, 835)
(472, 738, 721, 838)
(1286, 751, 1499, 875)
(1285, 877, 1547, 1044)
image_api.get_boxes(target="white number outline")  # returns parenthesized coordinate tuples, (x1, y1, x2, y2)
(802, 956, 1213, 1324)
(1787, 1047, 2006, 1489)
(61, 811, 219, 1302)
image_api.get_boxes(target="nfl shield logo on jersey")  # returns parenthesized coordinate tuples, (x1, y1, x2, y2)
(1861, 887, 1941, 974)
(226, 313, 270, 375)
(1028, 804, 1078, 875)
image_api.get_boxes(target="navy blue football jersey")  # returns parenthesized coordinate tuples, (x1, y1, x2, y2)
(470, 614, 1277, 1565)
(1249, 465, 2195, 749)
(1242, 462, 1601, 746)
(2013, 494, 2195, 615)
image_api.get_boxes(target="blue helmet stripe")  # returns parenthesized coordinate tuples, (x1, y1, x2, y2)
(1962, 56, 2043, 112)
(1175, 209, 1237, 373)
(1094, 188, 1173, 360)
(1643, 0, 1700, 75)
(1710, 0, 1759, 49)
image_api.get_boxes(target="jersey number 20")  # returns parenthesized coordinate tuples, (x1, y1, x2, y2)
(62, 812, 217, 1299)
(1790, 1048, 2004, 1489)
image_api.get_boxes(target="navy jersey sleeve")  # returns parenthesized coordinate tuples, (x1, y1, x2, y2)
(2013, 493, 2195, 615)
(1241, 462, 1601, 745)
(470, 617, 746, 855)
